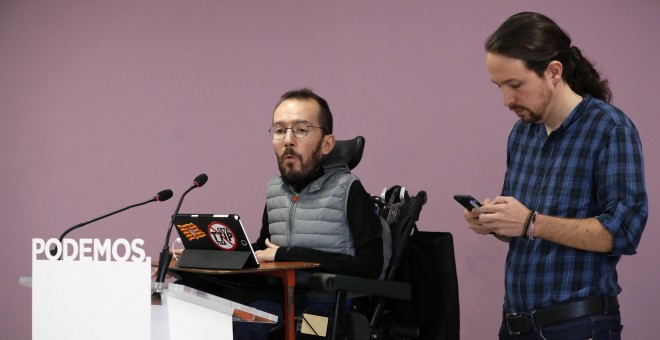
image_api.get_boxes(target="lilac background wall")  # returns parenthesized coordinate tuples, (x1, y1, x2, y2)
(1, 1, 658, 338)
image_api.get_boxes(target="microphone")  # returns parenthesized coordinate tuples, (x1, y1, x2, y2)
(50, 189, 174, 256)
(155, 189, 174, 202)
(154, 174, 208, 294)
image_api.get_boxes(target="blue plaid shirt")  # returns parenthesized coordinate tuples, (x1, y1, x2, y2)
(502, 95, 647, 313)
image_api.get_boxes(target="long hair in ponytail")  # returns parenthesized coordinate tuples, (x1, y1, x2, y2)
(485, 12, 612, 102)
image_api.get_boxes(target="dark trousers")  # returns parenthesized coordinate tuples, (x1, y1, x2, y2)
(175, 272, 327, 340)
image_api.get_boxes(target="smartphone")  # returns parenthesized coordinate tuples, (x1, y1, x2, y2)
(453, 194, 483, 212)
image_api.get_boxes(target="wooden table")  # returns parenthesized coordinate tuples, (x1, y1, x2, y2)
(158, 261, 320, 340)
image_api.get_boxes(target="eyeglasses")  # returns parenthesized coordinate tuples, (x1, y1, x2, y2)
(269, 122, 328, 140)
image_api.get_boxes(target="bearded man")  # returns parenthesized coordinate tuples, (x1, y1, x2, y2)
(229, 88, 387, 340)
(255, 88, 387, 276)
(463, 12, 647, 340)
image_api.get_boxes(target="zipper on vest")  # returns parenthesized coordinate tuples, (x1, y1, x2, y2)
(289, 194, 300, 245)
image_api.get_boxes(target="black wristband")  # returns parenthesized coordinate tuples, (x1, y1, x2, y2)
(522, 210, 534, 237)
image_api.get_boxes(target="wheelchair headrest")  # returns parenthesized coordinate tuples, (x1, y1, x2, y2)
(322, 136, 365, 170)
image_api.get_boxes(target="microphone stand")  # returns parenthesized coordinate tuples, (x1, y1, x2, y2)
(153, 175, 207, 298)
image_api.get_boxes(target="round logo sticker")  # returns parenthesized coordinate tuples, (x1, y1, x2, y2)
(207, 221, 237, 251)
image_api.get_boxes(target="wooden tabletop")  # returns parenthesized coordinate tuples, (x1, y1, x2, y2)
(153, 260, 319, 275)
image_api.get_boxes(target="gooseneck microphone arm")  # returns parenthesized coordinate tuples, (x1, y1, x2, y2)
(50, 189, 174, 256)
(154, 174, 208, 294)
(56, 189, 174, 244)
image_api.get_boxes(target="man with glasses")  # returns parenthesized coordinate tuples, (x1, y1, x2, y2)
(256, 88, 387, 273)
(232, 88, 389, 339)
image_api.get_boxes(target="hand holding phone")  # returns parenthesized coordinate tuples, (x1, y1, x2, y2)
(453, 194, 483, 213)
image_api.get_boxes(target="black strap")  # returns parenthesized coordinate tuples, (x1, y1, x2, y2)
(533, 296, 618, 327)
(505, 296, 619, 334)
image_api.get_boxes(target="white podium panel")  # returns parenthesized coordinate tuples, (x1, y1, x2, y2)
(32, 259, 151, 340)
(28, 259, 278, 340)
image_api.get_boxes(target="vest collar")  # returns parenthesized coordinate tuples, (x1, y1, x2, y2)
(280, 163, 351, 194)
(307, 164, 351, 193)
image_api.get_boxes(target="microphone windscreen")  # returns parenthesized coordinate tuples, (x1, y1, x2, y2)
(194, 173, 208, 187)
(156, 189, 174, 202)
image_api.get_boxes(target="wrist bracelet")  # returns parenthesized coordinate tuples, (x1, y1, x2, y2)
(522, 210, 534, 237)
(527, 211, 537, 240)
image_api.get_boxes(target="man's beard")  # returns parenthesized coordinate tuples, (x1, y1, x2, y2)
(510, 84, 552, 124)
(512, 106, 543, 124)
(277, 141, 323, 186)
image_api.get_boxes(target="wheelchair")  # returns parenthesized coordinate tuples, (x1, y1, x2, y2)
(292, 136, 459, 340)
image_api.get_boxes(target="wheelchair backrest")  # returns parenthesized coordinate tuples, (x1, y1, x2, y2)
(372, 185, 427, 281)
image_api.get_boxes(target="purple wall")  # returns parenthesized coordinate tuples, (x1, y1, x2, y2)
(1, 1, 658, 338)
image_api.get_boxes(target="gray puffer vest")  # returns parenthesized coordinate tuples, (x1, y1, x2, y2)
(266, 164, 358, 254)
(266, 164, 392, 280)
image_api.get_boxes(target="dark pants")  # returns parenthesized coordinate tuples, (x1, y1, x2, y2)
(175, 273, 328, 340)
(233, 299, 285, 340)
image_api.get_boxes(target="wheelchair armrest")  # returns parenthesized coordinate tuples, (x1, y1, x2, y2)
(309, 273, 411, 300)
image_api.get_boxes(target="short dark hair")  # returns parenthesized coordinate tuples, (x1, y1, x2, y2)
(485, 12, 612, 102)
(275, 88, 333, 134)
